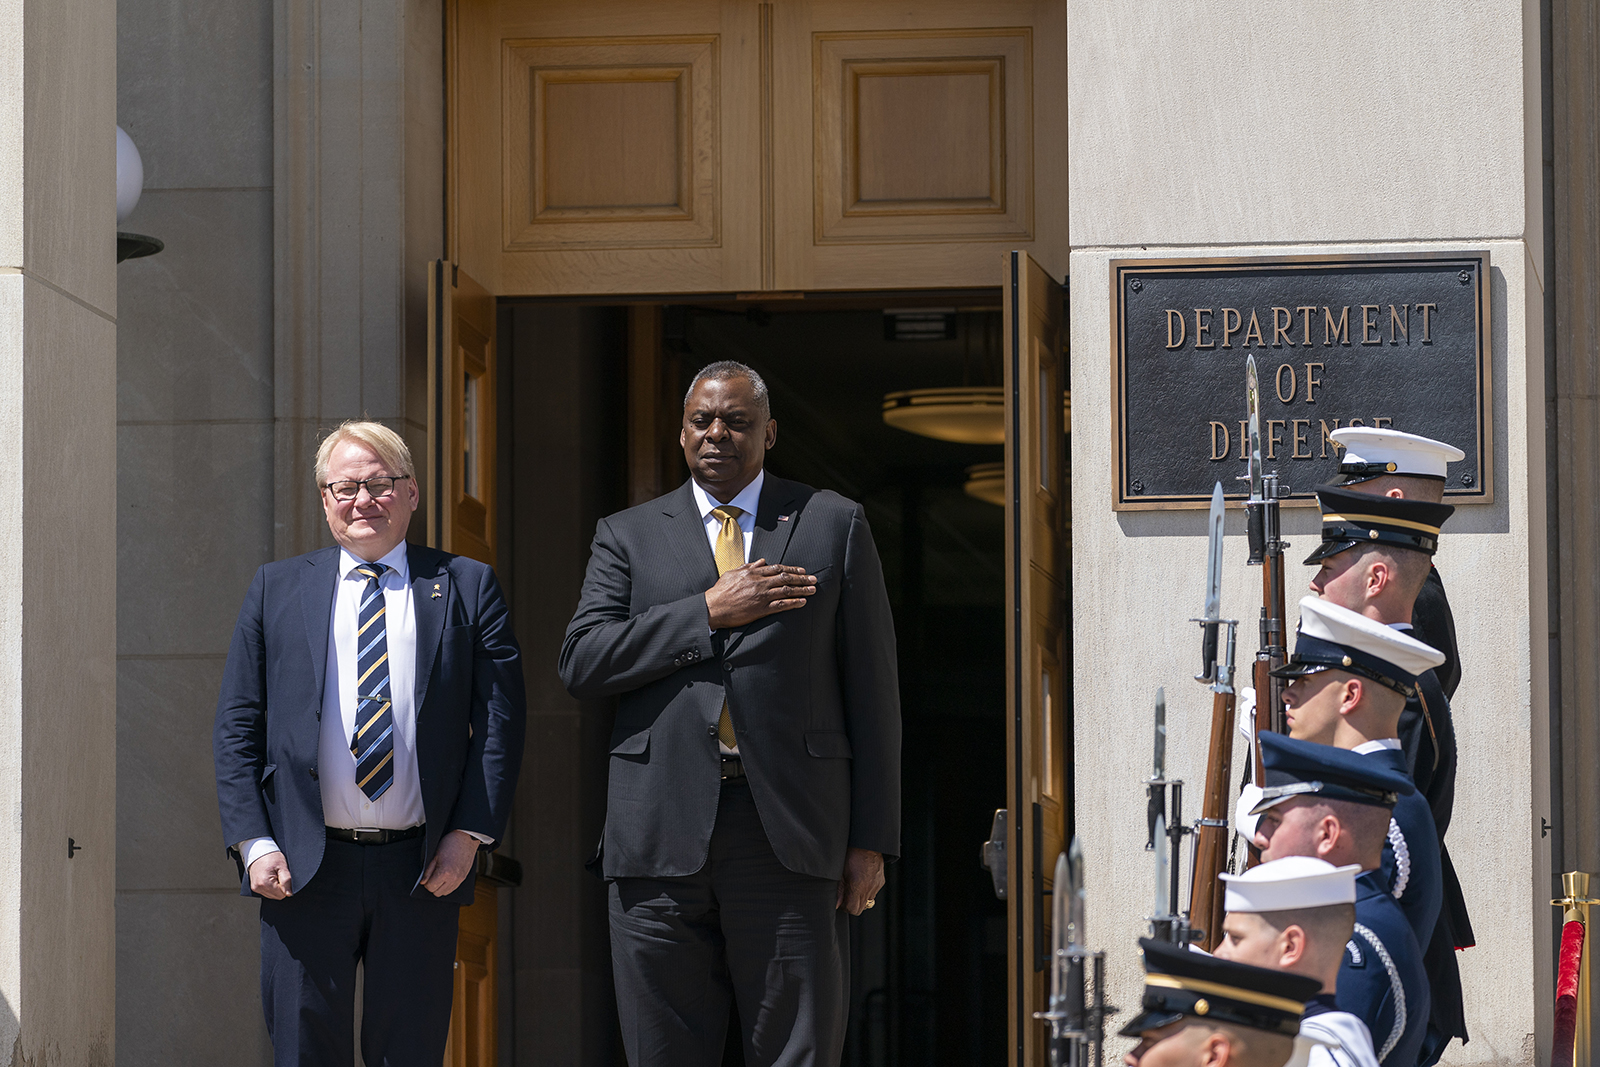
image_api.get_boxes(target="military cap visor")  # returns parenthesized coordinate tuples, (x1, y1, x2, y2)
(1119, 938, 1321, 1039)
(1248, 731, 1415, 816)
(1303, 485, 1456, 565)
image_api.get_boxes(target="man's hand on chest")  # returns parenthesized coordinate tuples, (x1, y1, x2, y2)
(704, 559, 818, 629)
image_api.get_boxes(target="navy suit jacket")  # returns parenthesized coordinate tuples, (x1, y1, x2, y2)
(214, 543, 526, 905)
(559, 476, 901, 881)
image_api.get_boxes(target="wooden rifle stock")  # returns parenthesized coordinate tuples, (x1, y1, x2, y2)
(1190, 682, 1237, 951)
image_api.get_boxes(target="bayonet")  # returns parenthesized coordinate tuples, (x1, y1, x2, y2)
(1146, 689, 1166, 850)
(1037, 838, 1113, 1067)
(1245, 356, 1266, 564)
(1196, 482, 1225, 682)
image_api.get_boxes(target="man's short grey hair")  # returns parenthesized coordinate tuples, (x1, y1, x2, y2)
(684, 360, 771, 419)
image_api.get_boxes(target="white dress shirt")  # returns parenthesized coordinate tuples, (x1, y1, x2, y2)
(689, 468, 763, 564)
(689, 470, 764, 757)
(1352, 738, 1403, 754)
(239, 543, 482, 869)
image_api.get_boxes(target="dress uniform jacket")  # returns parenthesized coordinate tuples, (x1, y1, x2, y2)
(1409, 568, 1458, 700)
(1341, 870, 1430, 1067)
(1395, 669, 1472, 1060)
(1365, 748, 1441, 950)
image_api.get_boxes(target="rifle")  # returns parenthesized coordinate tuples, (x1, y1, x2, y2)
(1036, 840, 1114, 1067)
(1187, 482, 1238, 951)
(1244, 355, 1289, 784)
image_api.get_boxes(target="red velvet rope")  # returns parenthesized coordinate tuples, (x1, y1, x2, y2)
(1554, 919, 1586, 1067)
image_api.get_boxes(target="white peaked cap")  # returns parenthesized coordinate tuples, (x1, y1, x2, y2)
(1298, 596, 1446, 679)
(1330, 427, 1464, 479)
(1219, 856, 1361, 913)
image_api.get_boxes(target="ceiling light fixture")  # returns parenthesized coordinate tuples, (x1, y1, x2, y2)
(881, 388, 1072, 445)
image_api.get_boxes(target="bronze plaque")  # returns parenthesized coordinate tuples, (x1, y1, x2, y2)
(1110, 252, 1491, 510)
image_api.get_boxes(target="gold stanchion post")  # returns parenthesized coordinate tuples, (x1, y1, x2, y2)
(1553, 871, 1600, 1067)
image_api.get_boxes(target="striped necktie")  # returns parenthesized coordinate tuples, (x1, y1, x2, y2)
(712, 506, 744, 749)
(351, 562, 395, 800)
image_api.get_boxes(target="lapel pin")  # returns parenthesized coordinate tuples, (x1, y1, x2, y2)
(432, 583, 442, 599)
(778, 514, 790, 522)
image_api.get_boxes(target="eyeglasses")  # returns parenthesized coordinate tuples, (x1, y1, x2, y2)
(323, 475, 411, 502)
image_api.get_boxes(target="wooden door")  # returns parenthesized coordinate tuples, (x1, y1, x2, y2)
(427, 261, 498, 566)
(443, 884, 500, 1067)
(446, 0, 1066, 296)
(427, 261, 502, 1067)
(1002, 250, 1068, 1067)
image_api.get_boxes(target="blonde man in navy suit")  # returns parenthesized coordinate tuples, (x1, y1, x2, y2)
(215, 421, 526, 1067)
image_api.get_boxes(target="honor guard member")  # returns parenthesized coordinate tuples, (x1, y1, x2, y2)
(1327, 428, 1464, 700)
(1304, 484, 1472, 1067)
(1250, 732, 1428, 1067)
(1123, 937, 1323, 1067)
(1216, 857, 1380, 1067)
(1272, 595, 1445, 950)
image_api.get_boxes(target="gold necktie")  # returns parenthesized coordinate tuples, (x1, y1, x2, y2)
(712, 505, 744, 749)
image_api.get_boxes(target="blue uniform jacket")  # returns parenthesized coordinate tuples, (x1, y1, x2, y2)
(1340, 870, 1430, 1067)
(1365, 747, 1442, 949)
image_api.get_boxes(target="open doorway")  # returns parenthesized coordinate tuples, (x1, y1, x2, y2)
(493, 293, 1013, 1067)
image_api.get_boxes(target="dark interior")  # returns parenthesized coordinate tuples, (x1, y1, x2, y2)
(495, 296, 1010, 1067)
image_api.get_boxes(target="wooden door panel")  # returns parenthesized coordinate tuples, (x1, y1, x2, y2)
(1003, 250, 1068, 1067)
(451, 0, 761, 295)
(772, 1, 1066, 291)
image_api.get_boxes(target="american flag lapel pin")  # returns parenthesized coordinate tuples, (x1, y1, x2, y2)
(778, 513, 790, 522)
(432, 583, 442, 599)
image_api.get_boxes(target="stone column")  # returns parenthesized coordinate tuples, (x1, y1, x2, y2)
(1550, 0, 1600, 1048)
(0, 0, 118, 1062)
(273, 0, 444, 557)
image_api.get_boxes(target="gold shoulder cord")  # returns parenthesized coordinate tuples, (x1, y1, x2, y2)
(1416, 686, 1441, 774)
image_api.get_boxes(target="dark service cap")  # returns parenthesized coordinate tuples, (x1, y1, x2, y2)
(1303, 484, 1456, 565)
(1248, 731, 1416, 815)
(1119, 938, 1321, 1039)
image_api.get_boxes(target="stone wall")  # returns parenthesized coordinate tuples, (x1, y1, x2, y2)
(1067, 3, 1548, 1063)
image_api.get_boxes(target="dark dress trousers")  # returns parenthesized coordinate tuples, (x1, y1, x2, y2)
(214, 544, 526, 1067)
(560, 476, 901, 1067)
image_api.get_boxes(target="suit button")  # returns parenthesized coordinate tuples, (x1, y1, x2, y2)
(723, 662, 733, 672)
(309, 768, 318, 780)
(707, 724, 718, 737)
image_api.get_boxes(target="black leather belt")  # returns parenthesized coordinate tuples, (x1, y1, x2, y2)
(326, 825, 424, 845)
(720, 756, 745, 781)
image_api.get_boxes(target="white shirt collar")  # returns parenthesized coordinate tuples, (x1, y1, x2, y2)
(1351, 738, 1402, 754)
(690, 469, 765, 523)
(338, 541, 411, 582)
(1386, 621, 1413, 631)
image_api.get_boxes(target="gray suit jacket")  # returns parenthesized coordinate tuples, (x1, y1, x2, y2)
(559, 475, 901, 880)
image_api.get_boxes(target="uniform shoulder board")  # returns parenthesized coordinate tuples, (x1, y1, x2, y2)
(1345, 939, 1365, 967)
